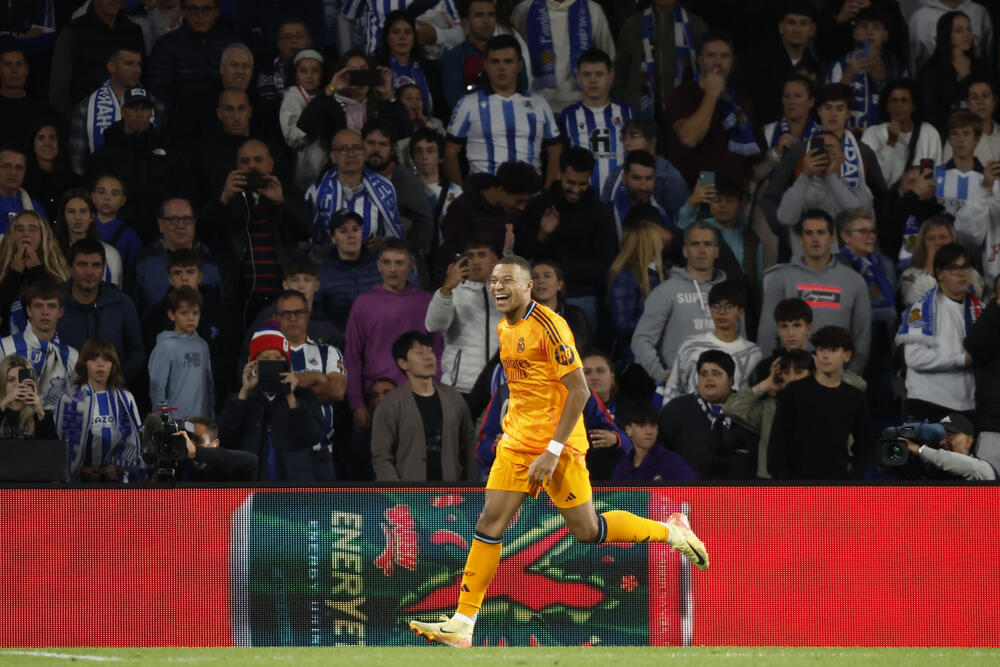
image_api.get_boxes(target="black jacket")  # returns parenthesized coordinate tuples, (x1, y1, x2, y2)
(966, 300, 1000, 432)
(190, 130, 291, 207)
(659, 393, 757, 480)
(58, 282, 145, 383)
(435, 173, 513, 283)
(216, 387, 330, 482)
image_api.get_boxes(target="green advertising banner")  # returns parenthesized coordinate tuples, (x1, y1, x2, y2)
(230, 489, 689, 647)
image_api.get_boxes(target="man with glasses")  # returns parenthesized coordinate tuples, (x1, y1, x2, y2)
(306, 127, 405, 246)
(131, 198, 223, 317)
(148, 0, 238, 149)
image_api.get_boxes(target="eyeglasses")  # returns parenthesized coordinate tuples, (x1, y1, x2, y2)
(160, 215, 195, 225)
(332, 145, 365, 154)
(942, 263, 972, 273)
(275, 309, 309, 319)
(709, 303, 739, 313)
(848, 227, 877, 236)
(182, 4, 217, 14)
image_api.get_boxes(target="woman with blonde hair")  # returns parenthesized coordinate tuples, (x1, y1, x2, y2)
(0, 355, 56, 439)
(0, 209, 69, 336)
(899, 215, 983, 307)
(54, 339, 141, 482)
(607, 206, 666, 364)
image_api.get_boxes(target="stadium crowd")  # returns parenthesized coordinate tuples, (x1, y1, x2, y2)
(1, 0, 999, 483)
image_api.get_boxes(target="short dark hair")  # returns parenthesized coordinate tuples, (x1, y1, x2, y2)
(361, 117, 396, 143)
(932, 242, 974, 277)
(576, 47, 611, 70)
(458, 0, 494, 19)
(392, 330, 433, 364)
(774, 297, 813, 324)
(167, 248, 204, 272)
(67, 238, 106, 266)
(817, 82, 851, 107)
(779, 349, 815, 374)
(684, 219, 718, 244)
(0, 144, 27, 161)
(187, 416, 219, 443)
(107, 43, 143, 63)
(714, 178, 745, 200)
(274, 289, 309, 310)
(697, 349, 735, 378)
(708, 281, 746, 309)
(621, 118, 660, 148)
(495, 161, 542, 195)
(283, 258, 319, 278)
(622, 400, 659, 427)
(624, 203, 667, 229)
(495, 254, 532, 275)
(409, 127, 445, 157)
(624, 149, 656, 172)
(947, 109, 982, 137)
(782, 72, 816, 99)
(810, 325, 854, 352)
(379, 237, 412, 258)
(781, 0, 818, 22)
(91, 172, 126, 196)
(485, 34, 522, 61)
(560, 146, 597, 173)
(794, 208, 834, 236)
(166, 285, 203, 312)
(463, 235, 500, 256)
(22, 280, 64, 309)
(697, 29, 735, 56)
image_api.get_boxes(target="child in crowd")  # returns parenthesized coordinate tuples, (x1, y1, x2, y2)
(612, 401, 697, 482)
(147, 286, 214, 419)
(91, 173, 141, 270)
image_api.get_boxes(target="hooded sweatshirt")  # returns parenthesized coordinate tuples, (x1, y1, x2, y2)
(425, 281, 502, 394)
(909, 0, 993, 71)
(756, 255, 872, 373)
(147, 329, 214, 419)
(630, 266, 727, 383)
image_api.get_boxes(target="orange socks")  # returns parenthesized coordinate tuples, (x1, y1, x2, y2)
(456, 531, 502, 618)
(599, 510, 670, 543)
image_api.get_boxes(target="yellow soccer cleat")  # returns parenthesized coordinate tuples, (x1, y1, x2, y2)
(409, 614, 474, 648)
(663, 512, 709, 571)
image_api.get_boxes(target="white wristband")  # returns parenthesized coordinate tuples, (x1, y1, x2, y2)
(546, 439, 564, 457)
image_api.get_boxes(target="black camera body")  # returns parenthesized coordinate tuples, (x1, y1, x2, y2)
(878, 422, 947, 467)
(242, 169, 269, 191)
(141, 409, 193, 482)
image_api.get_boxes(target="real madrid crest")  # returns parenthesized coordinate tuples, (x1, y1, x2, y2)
(517, 337, 525, 353)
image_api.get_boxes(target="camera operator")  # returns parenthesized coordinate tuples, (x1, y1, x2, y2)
(904, 413, 997, 481)
(168, 417, 257, 482)
(0, 356, 56, 439)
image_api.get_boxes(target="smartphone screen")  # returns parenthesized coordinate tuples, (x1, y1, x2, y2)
(809, 135, 826, 156)
(698, 171, 715, 187)
(855, 40, 870, 59)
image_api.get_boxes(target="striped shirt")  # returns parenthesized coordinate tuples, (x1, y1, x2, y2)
(290, 339, 346, 440)
(243, 201, 282, 295)
(447, 88, 560, 174)
(935, 160, 984, 217)
(557, 100, 635, 193)
(341, 0, 411, 54)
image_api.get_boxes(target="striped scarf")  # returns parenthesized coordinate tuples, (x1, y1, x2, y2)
(896, 285, 980, 343)
(309, 167, 405, 243)
(701, 77, 759, 156)
(526, 0, 591, 91)
(839, 131, 865, 189)
(840, 247, 894, 310)
(770, 116, 820, 148)
(639, 5, 696, 118)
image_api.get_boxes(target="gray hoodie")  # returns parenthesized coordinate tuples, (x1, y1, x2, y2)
(425, 281, 501, 394)
(756, 255, 872, 373)
(631, 266, 727, 383)
(148, 330, 214, 419)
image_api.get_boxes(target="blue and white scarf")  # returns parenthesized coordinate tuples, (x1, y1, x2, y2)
(639, 5, 696, 118)
(839, 131, 865, 189)
(526, 0, 591, 91)
(390, 55, 432, 114)
(770, 116, 820, 148)
(896, 214, 921, 270)
(896, 285, 981, 344)
(309, 166, 405, 242)
(840, 247, 894, 309)
(610, 173, 668, 240)
(702, 77, 759, 157)
(55, 384, 142, 478)
(85, 80, 158, 152)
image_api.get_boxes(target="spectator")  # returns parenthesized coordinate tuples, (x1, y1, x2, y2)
(757, 209, 871, 374)
(900, 215, 983, 308)
(425, 238, 500, 395)
(942, 78, 1000, 164)
(510, 0, 615, 114)
(346, 377, 397, 481)
(169, 416, 258, 482)
(316, 210, 381, 334)
(965, 287, 1000, 432)
(516, 146, 617, 322)
(0, 280, 78, 411)
(826, 5, 908, 132)
(0, 355, 58, 440)
(758, 74, 819, 177)
(656, 281, 761, 407)
(48, 0, 145, 116)
(937, 109, 983, 217)
(600, 118, 689, 222)
(748, 297, 814, 385)
(90, 172, 142, 271)
(408, 127, 462, 249)
(631, 221, 726, 387)
(658, 349, 756, 479)
(0, 45, 57, 150)
(246, 258, 340, 350)
(884, 164, 945, 263)
(376, 11, 437, 117)
(679, 178, 762, 287)
(0, 210, 69, 337)
(435, 160, 540, 282)
(835, 208, 896, 330)
(54, 188, 123, 286)
(555, 49, 634, 196)
(664, 30, 759, 189)
(954, 153, 1000, 287)
(24, 119, 81, 223)
(279, 49, 328, 193)
(910, 2, 993, 72)
(371, 331, 476, 481)
(860, 80, 942, 188)
(0, 146, 45, 229)
(55, 338, 142, 482)
(147, 286, 214, 418)
(133, 0, 184, 53)
(199, 139, 313, 326)
(896, 242, 979, 422)
(601, 149, 667, 241)
(530, 260, 591, 355)
(67, 45, 149, 176)
(612, 0, 706, 121)
(725, 349, 815, 479)
(217, 325, 328, 481)
(607, 213, 664, 364)
(612, 400, 696, 482)
(768, 325, 874, 479)
(916, 10, 991, 133)
(581, 350, 631, 481)
(815, 0, 908, 67)
(345, 239, 441, 428)
(257, 19, 312, 102)
(305, 127, 405, 245)
(58, 239, 145, 384)
(147, 0, 238, 149)
(396, 81, 445, 149)
(444, 34, 561, 187)
(217, 42, 281, 143)
(131, 198, 223, 317)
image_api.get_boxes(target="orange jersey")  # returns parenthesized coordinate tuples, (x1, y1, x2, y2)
(497, 301, 588, 454)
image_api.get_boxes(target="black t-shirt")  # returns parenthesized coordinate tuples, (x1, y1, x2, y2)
(413, 391, 443, 481)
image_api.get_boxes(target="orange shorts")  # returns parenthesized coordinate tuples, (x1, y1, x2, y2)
(486, 436, 592, 508)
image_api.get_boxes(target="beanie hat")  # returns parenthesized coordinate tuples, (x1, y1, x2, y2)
(249, 321, 290, 361)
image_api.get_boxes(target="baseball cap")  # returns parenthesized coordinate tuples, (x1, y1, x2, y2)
(940, 413, 975, 436)
(293, 49, 324, 67)
(781, 0, 818, 23)
(331, 208, 364, 232)
(123, 87, 152, 107)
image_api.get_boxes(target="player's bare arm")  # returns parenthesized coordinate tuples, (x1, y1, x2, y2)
(527, 367, 590, 486)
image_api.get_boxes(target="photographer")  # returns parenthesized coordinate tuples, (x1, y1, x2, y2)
(0, 356, 56, 439)
(903, 414, 997, 481)
(168, 417, 257, 482)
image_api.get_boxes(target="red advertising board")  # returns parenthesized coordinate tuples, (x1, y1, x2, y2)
(0, 486, 996, 647)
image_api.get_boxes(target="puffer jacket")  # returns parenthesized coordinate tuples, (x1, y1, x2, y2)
(425, 281, 501, 394)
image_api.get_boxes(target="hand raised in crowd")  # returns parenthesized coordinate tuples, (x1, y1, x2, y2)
(824, 140, 845, 177)
(259, 174, 284, 205)
(375, 66, 394, 100)
(10, 242, 40, 274)
(699, 69, 726, 98)
(415, 21, 437, 46)
(588, 429, 617, 449)
(844, 48, 872, 77)
(752, 358, 784, 397)
(687, 181, 717, 207)
(329, 66, 353, 91)
(503, 223, 515, 255)
(886, 119, 903, 146)
(441, 255, 470, 296)
(280, 371, 299, 408)
(238, 360, 259, 399)
(221, 169, 248, 205)
(982, 161, 1000, 190)
(802, 145, 828, 178)
(835, 0, 869, 24)
(537, 206, 560, 241)
(18, 380, 43, 416)
(774, 133, 796, 156)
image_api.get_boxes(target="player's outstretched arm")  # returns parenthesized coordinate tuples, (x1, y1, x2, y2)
(527, 368, 590, 486)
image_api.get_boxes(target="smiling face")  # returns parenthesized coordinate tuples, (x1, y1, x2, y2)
(840, 216, 877, 257)
(530, 263, 562, 304)
(33, 125, 59, 163)
(560, 166, 591, 203)
(490, 261, 533, 318)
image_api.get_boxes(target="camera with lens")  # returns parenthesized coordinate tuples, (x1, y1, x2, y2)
(878, 422, 946, 467)
(140, 407, 195, 482)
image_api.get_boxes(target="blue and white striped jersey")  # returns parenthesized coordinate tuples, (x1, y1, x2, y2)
(935, 160, 985, 217)
(341, 0, 412, 54)
(447, 89, 560, 174)
(289, 339, 346, 438)
(557, 100, 635, 193)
